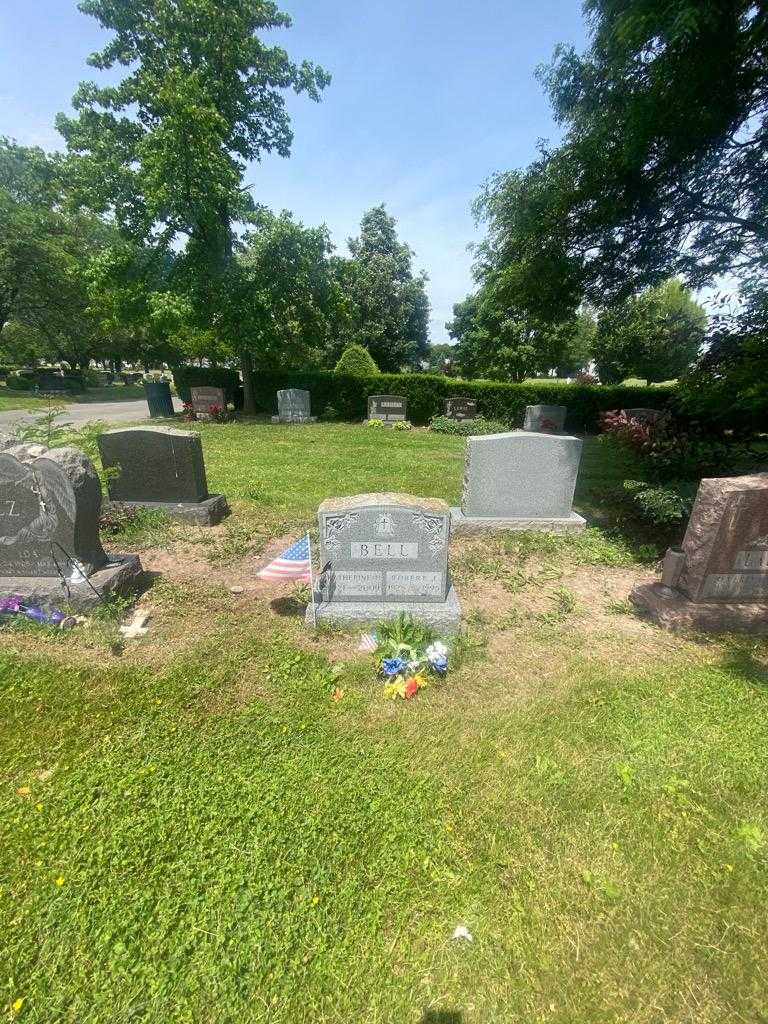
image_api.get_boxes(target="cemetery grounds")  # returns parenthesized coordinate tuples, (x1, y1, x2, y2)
(2, 421, 767, 1023)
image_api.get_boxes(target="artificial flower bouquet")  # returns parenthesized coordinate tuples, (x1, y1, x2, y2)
(378, 640, 449, 700)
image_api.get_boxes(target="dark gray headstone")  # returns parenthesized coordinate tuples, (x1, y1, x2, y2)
(98, 427, 208, 504)
(367, 395, 407, 422)
(444, 397, 477, 421)
(0, 446, 106, 578)
(190, 386, 226, 417)
(275, 389, 313, 423)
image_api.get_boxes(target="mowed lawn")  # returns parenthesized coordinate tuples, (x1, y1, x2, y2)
(2, 422, 767, 1023)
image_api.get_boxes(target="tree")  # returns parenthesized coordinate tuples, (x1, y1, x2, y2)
(474, 2, 768, 321)
(217, 210, 341, 370)
(339, 206, 430, 371)
(592, 279, 706, 383)
(423, 343, 456, 374)
(57, 0, 330, 411)
(334, 344, 379, 376)
(0, 138, 115, 368)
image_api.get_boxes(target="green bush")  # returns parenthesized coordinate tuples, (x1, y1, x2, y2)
(392, 420, 412, 431)
(5, 373, 34, 391)
(241, 369, 676, 431)
(334, 344, 380, 376)
(171, 366, 243, 409)
(430, 415, 509, 436)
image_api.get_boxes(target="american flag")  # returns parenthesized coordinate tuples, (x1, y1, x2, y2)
(256, 534, 312, 581)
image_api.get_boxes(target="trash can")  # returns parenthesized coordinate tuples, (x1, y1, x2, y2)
(144, 380, 175, 418)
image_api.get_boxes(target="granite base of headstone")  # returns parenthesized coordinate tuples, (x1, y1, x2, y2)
(271, 389, 316, 424)
(98, 427, 229, 527)
(523, 404, 567, 433)
(306, 493, 461, 633)
(0, 444, 142, 611)
(631, 474, 768, 634)
(450, 431, 586, 534)
(365, 395, 408, 426)
(444, 397, 477, 421)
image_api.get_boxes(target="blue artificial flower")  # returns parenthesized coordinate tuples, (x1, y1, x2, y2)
(381, 656, 407, 677)
(430, 654, 448, 673)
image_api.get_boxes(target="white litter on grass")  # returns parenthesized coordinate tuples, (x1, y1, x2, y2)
(119, 609, 151, 640)
(452, 926, 473, 943)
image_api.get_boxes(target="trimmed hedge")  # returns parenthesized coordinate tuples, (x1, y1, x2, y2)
(172, 366, 244, 409)
(170, 365, 677, 431)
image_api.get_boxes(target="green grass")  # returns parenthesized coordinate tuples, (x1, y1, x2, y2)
(2, 422, 768, 1022)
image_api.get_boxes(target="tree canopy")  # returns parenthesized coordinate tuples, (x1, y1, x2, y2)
(474, 2, 768, 322)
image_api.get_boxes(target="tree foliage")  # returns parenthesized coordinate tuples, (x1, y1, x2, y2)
(334, 344, 380, 376)
(592, 279, 706, 383)
(474, 2, 768, 320)
(338, 206, 430, 372)
(57, 0, 330, 407)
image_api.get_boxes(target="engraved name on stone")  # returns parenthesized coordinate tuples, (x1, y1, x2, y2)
(386, 571, 444, 597)
(734, 549, 768, 571)
(333, 570, 383, 597)
(702, 573, 768, 600)
(350, 541, 419, 560)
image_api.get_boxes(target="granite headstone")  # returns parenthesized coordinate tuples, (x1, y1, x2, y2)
(271, 389, 316, 424)
(0, 444, 141, 608)
(308, 493, 461, 631)
(523, 404, 567, 433)
(444, 397, 477, 421)
(367, 395, 408, 424)
(451, 431, 586, 533)
(98, 426, 228, 526)
(632, 474, 768, 632)
(190, 386, 226, 418)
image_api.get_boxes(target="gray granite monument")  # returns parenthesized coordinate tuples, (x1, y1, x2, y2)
(190, 385, 226, 418)
(444, 397, 477, 421)
(98, 427, 228, 526)
(631, 473, 768, 633)
(271, 389, 316, 424)
(307, 493, 461, 632)
(0, 444, 142, 609)
(451, 431, 586, 534)
(523, 404, 567, 433)
(366, 395, 408, 425)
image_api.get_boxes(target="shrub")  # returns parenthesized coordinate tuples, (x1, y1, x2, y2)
(240, 369, 676, 430)
(622, 480, 696, 526)
(393, 420, 412, 431)
(366, 418, 385, 428)
(430, 415, 509, 436)
(5, 373, 35, 391)
(334, 344, 380, 376)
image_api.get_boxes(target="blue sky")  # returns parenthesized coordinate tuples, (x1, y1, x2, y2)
(0, 0, 589, 342)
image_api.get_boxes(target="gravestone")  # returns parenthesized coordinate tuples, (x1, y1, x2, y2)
(271, 389, 316, 424)
(444, 397, 477, 421)
(0, 445, 142, 609)
(120, 371, 143, 386)
(190, 386, 226, 418)
(308, 493, 461, 632)
(622, 408, 668, 427)
(631, 474, 768, 633)
(94, 370, 114, 386)
(451, 431, 586, 534)
(98, 427, 229, 526)
(523, 404, 567, 433)
(366, 395, 408, 424)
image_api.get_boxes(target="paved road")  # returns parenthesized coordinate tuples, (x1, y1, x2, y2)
(0, 397, 184, 430)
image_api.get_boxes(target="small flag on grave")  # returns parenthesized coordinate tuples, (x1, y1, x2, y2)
(357, 632, 378, 653)
(256, 534, 312, 581)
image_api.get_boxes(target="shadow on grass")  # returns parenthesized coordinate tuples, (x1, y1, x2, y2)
(717, 638, 768, 691)
(419, 1012, 464, 1024)
(270, 595, 306, 618)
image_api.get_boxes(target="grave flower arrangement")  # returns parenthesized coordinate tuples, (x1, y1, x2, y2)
(371, 615, 449, 699)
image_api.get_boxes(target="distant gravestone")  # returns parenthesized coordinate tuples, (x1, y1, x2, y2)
(308, 493, 461, 632)
(271, 389, 316, 424)
(98, 427, 228, 526)
(0, 445, 141, 609)
(190, 386, 226, 418)
(444, 397, 477, 421)
(523, 404, 567, 433)
(451, 431, 586, 534)
(366, 395, 407, 424)
(94, 370, 114, 386)
(632, 474, 768, 633)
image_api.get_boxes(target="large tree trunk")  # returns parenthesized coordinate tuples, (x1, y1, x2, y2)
(241, 349, 256, 415)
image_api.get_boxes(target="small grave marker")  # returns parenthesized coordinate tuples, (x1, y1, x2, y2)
(444, 397, 477, 421)
(366, 395, 408, 424)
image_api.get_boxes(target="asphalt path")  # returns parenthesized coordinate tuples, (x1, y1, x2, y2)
(0, 397, 183, 431)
